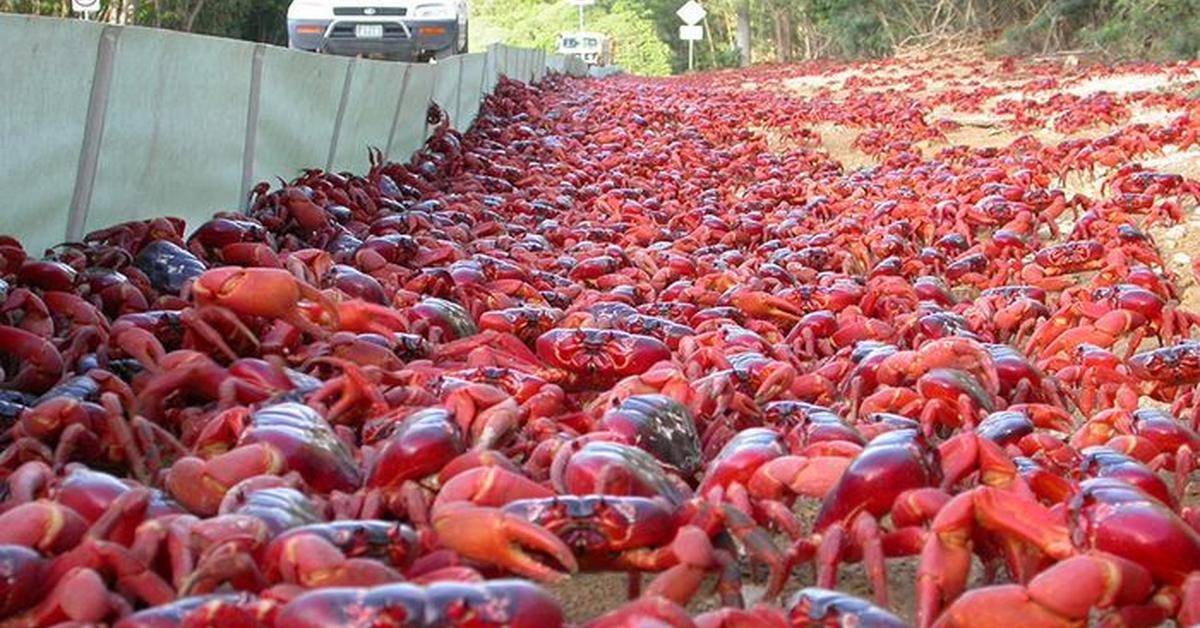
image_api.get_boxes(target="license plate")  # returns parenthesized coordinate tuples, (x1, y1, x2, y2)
(355, 24, 384, 38)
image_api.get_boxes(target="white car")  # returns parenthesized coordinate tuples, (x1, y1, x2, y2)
(287, 0, 468, 61)
(557, 31, 612, 66)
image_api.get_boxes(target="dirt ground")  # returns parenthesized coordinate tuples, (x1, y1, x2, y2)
(548, 52, 1200, 623)
(548, 499, 991, 624)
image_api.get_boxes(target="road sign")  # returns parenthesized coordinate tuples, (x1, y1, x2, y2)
(568, 0, 594, 31)
(679, 20, 703, 72)
(72, 0, 100, 12)
(676, 0, 706, 26)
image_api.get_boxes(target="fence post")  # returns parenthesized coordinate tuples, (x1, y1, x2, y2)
(384, 64, 413, 159)
(326, 58, 357, 172)
(454, 57, 465, 126)
(479, 51, 490, 103)
(423, 60, 441, 141)
(239, 44, 266, 210)
(66, 25, 121, 242)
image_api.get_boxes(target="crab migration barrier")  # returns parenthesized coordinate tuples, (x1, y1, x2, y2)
(0, 14, 583, 253)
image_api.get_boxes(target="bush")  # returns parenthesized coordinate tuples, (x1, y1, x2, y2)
(823, 7, 889, 58)
(592, 8, 673, 76)
(995, 0, 1200, 61)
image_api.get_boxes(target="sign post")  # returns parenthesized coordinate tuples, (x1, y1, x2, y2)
(567, 0, 595, 31)
(679, 25, 703, 71)
(72, 0, 100, 16)
(676, 1, 706, 72)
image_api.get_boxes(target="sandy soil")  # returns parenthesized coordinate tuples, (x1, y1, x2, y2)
(769, 52, 1200, 175)
(1065, 72, 1199, 96)
(783, 69, 857, 97)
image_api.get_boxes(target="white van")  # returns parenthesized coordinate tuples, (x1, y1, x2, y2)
(287, 0, 468, 61)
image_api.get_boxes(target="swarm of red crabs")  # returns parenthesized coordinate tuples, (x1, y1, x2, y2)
(6, 53, 1200, 628)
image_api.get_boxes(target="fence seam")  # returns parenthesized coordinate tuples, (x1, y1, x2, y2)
(478, 52, 490, 110)
(326, 58, 356, 171)
(482, 47, 492, 94)
(423, 61, 440, 141)
(240, 44, 266, 211)
(384, 64, 413, 159)
(454, 58, 465, 127)
(66, 24, 121, 242)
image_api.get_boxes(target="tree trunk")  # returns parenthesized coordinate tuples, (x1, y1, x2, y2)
(773, 12, 784, 62)
(877, 8, 897, 50)
(736, 0, 751, 67)
(773, 9, 794, 63)
(183, 0, 206, 32)
(123, 0, 137, 25)
(703, 14, 717, 67)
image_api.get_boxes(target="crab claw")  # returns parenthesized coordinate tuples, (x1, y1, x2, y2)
(0, 324, 64, 393)
(191, 267, 336, 338)
(727, 290, 804, 324)
(431, 467, 577, 582)
(433, 504, 578, 582)
(752, 360, 796, 403)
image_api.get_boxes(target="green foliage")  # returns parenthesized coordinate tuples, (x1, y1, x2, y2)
(1083, 0, 1200, 60)
(469, 0, 573, 49)
(200, 0, 291, 44)
(0, 1, 71, 16)
(995, 0, 1200, 60)
(6, 0, 1200, 73)
(592, 8, 673, 75)
(0, 0, 291, 43)
(468, 0, 672, 75)
(631, 0, 735, 73)
(816, 1, 889, 59)
(470, 0, 673, 75)
(188, 0, 291, 44)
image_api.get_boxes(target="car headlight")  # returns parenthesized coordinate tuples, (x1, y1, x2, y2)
(413, 3, 456, 19)
(287, 0, 324, 19)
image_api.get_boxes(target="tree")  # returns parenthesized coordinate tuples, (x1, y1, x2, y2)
(736, 0, 750, 66)
(0, 0, 290, 43)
